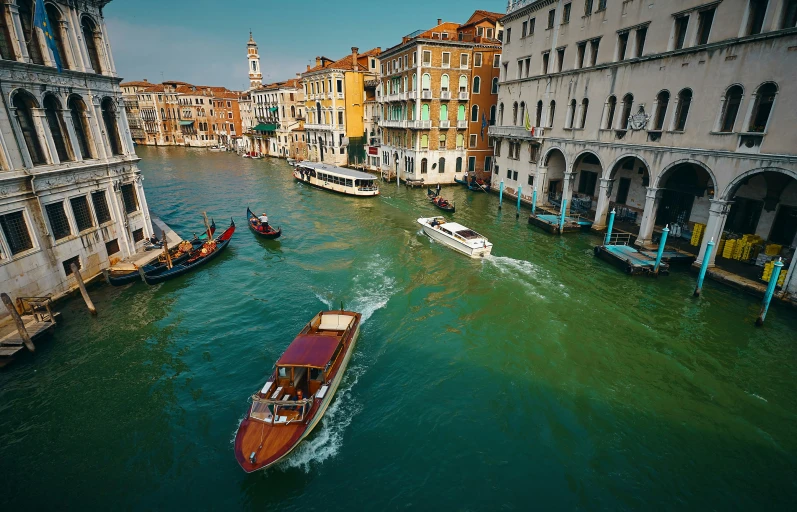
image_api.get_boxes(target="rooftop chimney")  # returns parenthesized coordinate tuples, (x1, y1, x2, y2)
(306, 64, 311, 71)
(437, 18, 442, 25)
(351, 47, 359, 71)
(315, 56, 321, 67)
(143, 78, 148, 82)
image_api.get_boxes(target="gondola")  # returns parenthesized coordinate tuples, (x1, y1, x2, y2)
(246, 207, 282, 239)
(139, 219, 236, 285)
(103, 221, 217, 286)
(427, 188, 455, 213)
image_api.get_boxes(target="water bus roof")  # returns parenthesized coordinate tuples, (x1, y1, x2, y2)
(296, 162, 377, 180)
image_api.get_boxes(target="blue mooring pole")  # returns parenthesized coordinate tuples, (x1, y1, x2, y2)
(531, 188, 537, 215)
(605, 208, 616, 245)
(693, 238, 714, 297)
(499, 180, 504, 209)
(559, 198, 567, 233)
(756, 257, 784, 326)
(517, 184, 522, 214)
(654, 224, 670, 274)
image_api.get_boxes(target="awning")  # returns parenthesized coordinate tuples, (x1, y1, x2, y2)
(277, 335, 340, 368)
(179, 120, 194, 126)
(253, 123, 278, 131)
(269, 106, 279, 112)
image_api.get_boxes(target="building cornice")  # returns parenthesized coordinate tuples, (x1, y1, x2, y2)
(0, 60, 122, 90)
(502, 0, 556, 24)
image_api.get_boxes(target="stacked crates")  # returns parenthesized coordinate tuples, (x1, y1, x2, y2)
(690, 223, 705, 246)
(762, 260, 788, 286)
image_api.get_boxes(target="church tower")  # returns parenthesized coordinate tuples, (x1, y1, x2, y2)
(247, 31, 262, 89)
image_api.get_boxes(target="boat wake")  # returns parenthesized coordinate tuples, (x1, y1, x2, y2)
(483, 255, 567, 300)
(276, 361, 366, 473)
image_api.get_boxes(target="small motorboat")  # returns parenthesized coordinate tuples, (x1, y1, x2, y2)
(234, 309, 362, 472)
(427, 188, 455, 213)
(247, 207, 282, 239)
(139, 219, 235, 285)
(417, 217, 493, 258)
(209, 146, 224, 152)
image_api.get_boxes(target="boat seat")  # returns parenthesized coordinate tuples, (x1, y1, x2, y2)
(260, 381, 274, 395)
(282, 394, 291, 401)
(318, 314, 354, 331)
(270, 386, 283, 400)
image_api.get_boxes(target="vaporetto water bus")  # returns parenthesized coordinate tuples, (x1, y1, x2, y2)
(417, 217, 493, 258)
(293, 161, 379, 196)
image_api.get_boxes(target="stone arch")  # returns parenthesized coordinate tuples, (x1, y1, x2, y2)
(10, 87, 41, 109)
(723, 166, 797, 200)
(542, 145, 568, 169)
(572, 149, 604, 171)
(542, 146, 568, 201)
(655, 158, 718, 193)
(604, 153, 652, 180)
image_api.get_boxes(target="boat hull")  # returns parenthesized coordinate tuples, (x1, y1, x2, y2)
(419, 221, 492, 259)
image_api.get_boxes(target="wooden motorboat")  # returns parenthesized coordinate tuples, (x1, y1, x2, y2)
(139, 219, 235, 285)
(247, 207, 282, 239)
(427, 188, 455, 213)
(235, 309, 362, 472)
(104, 221, 217, 286)
(417, 216, 493, 258)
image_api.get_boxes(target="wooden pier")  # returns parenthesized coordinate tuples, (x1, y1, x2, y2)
(0, 296, 59, 367)
(593, 233, 695, 276)
(528, 212, 593, 234)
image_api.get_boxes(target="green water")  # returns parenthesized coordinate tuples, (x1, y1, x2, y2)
(1, 147, 796, 510)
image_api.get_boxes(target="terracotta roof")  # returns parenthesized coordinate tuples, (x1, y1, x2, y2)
(121, 80, 153, 87)
(142, 84, 165, 92)
(304, 47, 380, 75)
(460, 10, 503, 28)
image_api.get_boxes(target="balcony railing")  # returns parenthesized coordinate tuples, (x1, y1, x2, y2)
(408, 120, 432, 129)
(440, 91, 451, 100)
(457, 120, 468, 129)
(408, 91, 417, 100)
(381, 120, 407, 128)
(487, 125, 546, 139)
(439, 120, 450, 129)
(421, 90, 432, 100)
(458, 91, 469, 101)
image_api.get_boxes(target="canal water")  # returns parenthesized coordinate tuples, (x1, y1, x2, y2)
(1, 147, 795, 509)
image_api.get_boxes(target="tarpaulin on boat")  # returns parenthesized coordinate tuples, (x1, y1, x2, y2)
(277, 335, 340, 368)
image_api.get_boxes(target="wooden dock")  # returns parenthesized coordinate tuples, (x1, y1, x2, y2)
(0, 295, 59, 367)
(593, 245, 695, 276)
(528, 213, 593, 234)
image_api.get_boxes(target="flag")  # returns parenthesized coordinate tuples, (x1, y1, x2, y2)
(481, 113, 487, 140)
(524, 110, 531, 132)
(34, 0, 62, 72)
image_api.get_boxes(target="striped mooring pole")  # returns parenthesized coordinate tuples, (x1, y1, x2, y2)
(653, 225, 669, 274)
(756, 257, 784, 326)
(693, 237, 714, 297)
(605, 208, 616, 245)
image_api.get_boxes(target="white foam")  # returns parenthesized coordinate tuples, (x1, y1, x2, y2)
(483, 255, 567, 300)
(348, 257, 396, 324)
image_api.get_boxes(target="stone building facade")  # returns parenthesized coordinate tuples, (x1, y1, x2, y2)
(490, 0, 797, 295)
(0, 0, 153, 309)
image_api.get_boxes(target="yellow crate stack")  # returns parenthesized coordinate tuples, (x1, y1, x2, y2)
(764, 244, 782, 256)
(722, 239, 736, 259)
(690, 223, 705, 246)
(762, 261, 788, 286)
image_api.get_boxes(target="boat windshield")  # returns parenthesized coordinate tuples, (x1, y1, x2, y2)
(455, 229, 482, 240)
(250, 394, 313, 424)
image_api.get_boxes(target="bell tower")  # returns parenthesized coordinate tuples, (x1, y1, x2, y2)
(247, 31, 262, 89)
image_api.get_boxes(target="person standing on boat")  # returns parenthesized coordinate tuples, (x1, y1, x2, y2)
(258, 213, 269, 230)
(436, 183, 441, 196)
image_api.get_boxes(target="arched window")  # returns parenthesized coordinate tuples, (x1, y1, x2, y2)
(290, 105, 295, 117)
(101, 97, 123, 156)
(421, 157, 428, 173)
(18, 0, 44, 65)
(13, 91, 45, 165)
(438, 157, 445, 173)
(44, 4, 70, 70)
(68, 95, 93, 159)
(441, 74, 449, 91)
(519, 102, 526, 125)
(548, 100, 556, 128)
(604, 95, 617, 129)
(412, 73, 417, 91)
(473, 76, 481, 94)
(421, 135, 429, 148)
(567, 99, 577, 128)
(81, 16, 103, 73)
(535, 100, 543, 127)
(489, 105, 496, 125)
(43, 95, 72, 162)
(674, 89, 691, 131)
(498, 103, 504, 125)
(456, 157, 463, 172)
(456, 133, 464, 148)
(421, 103, 430, 120)
(619, 94, 633, 129)
(459, 75, 468, 92)
(422, 73, 431, 90)
(748, 82, 777, 132)
(316, 102, 321, 123)
(471, 104, 479, 122)
(653, 91, 669, 130)
(457, 104, 466, 120)
(491, 77, 499, 94)
(440, 104, 448, 120)
(580, 98, 589, 128)
(512, 102, 518, 125)
(439, 133, 446, 147)
(719, 85, 743, 132)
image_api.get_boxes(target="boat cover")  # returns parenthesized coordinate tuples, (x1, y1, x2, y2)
(277, 335, 340, 368)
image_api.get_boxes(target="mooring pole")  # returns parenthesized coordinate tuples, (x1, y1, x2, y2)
(756, 257, 783, 326)
(654, 224, 670, 274)
(162, 232, 173, 269)
(71, 263, 97, 315)
(1, 293, 34, 352)
(498, 180, 504, 209)
(516, 184, 522, 216)
(559, 198, 567, 233)
(693, 237, 714, 297)
(531, 187, 537, 216)
(605, 208, 616, 245)
(202, 211, 212, 240)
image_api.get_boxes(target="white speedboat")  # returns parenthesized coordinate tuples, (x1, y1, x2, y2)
(417, 217, 493, 258)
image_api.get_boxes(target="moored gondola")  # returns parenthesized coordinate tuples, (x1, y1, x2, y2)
(246, 207, 282, 239)
(139, 219, 236, 285)
(427, 188, 456, 213)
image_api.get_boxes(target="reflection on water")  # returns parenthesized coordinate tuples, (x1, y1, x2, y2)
(0, 146, 795, 509)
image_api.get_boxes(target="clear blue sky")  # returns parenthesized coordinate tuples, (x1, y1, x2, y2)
(106, 0, 505, 90)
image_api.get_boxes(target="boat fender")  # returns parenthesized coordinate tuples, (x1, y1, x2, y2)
(249, 452, 257, 464)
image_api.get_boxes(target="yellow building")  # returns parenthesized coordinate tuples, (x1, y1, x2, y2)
(301, 47, 381, 165)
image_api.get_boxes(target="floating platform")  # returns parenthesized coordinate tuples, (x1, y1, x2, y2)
(593, 244, 695, 275)
(528, 213, 593, 234)
(0, 312, 60, 366)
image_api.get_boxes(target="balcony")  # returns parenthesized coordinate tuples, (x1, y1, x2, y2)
(457, 120, 468, 129)
(439, 120, 451, 129)
(440, 91, 451, 100)
(421, 90, 432, 100)
(337, 92, 344, 99)
(304, 123, 332, 131)
(408, 91, 417, 100)
(381, 120, 407, 128)
(387, 93, 400, 102)
(487, 125, 545, 139)
(458, 91, 469, 101)
(408, 120, 432, 129)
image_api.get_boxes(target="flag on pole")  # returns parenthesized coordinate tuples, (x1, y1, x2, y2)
(34, 0, 62, 72)
(524, 110, 532, 132)
(481, 113, 488, 140)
